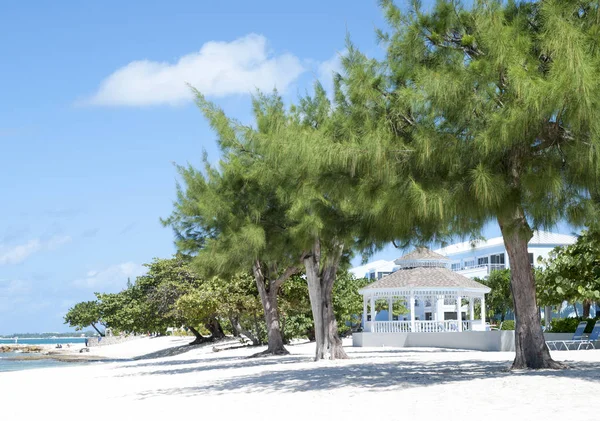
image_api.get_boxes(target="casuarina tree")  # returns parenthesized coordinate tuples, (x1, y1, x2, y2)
(163, 90, 302, 356)
(341, 0, 600, 368)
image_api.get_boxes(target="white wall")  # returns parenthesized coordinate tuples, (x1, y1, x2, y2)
(352, 331, 573, 351)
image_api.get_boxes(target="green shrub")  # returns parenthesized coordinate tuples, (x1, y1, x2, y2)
(547, 317, 599, 333)
(499, 320, 515, 330)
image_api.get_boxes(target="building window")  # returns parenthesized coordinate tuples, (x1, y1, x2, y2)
(464, 259, 475, 268)
(490, 253, 506, 272)
(425, 312, 432, 320)
(377, 271, 392, 279)
(477, 256, 489, 266)
(451, 262, 461, 271)
(444, 311, 457, 320)
(529, 253, 534, 265)
(369, 272, 376, 280)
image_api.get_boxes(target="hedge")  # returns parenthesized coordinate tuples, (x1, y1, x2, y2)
(547, 317, 600, 334)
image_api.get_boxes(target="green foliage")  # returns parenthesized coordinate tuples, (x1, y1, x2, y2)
(499, 320, 515, 331)
(64, 301, 103, 334)
(538, 231, 600, 306)
(334, 1, 600, 363)
(547, 317, 599, 334)
(477, 269, 512, 321)
(333, 273, 372, 335)
(279, 275, 313, 341)
(162, 90, 300, 281)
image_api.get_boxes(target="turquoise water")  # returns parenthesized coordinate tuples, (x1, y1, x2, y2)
(0, 337, 88, 373)
(0, 337, 87, 345)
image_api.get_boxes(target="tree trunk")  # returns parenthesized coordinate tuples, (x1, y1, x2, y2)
(187, 326, 208, 345)
(544, 305, 552, 330)
(232, 317, 261, 346)
(498, 212, 564, 369)
(252, 260, 289, 355)
(90, 323, 105, 337)
(582, 299, 591, 319)
(206, 318, 225, 339)
(229, 315, 241, 337)
(322, 258, 348, 359)
(304, 246, 325, 359)
(303, 238, 348, 360)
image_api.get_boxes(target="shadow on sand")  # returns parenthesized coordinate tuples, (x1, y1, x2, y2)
(126, 346, 600, 400)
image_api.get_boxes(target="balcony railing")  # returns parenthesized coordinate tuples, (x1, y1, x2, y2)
(451, 263, 505, 274)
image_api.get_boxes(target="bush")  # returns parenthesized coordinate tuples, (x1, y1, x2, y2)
(499, 320, 515, 330)
(547, 317, 599, 333)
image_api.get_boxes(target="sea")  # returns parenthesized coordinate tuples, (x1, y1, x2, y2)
(0, 337, 87, 373)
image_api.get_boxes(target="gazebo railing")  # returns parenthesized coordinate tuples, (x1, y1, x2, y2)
(365, 320, 477, 333)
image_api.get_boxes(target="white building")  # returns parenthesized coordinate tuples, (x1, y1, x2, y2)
(434, 231, 577, 279)
(351, 231, 577, 282)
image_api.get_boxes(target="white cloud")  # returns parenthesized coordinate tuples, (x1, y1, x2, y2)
(318, 52, 344, 85)
(0, 235, 71, 265)
(73, 262, 146, 289)
(0, 279, 31, 296)
(86, 34, 306, 107)
(316, 51, 345, 98)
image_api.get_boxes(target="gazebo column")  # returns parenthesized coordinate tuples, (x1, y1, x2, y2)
(388, 297, 393, 321)
(469, 297, 475, 321)
(409, 293, 416, 332)
(437, 295, 445, 321)
(363, 295, 368, 330)
(370, 295, 375, 332)
(457, 295, 463, 332)
(480, 295, 486, 328)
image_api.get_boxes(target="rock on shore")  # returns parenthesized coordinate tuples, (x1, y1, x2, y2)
(0, 345, 45, 353)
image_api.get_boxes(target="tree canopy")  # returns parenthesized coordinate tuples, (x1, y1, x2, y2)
(538, 230, 600, 317)
(331, 0, 600, 369)
(64, 300, 104, 336)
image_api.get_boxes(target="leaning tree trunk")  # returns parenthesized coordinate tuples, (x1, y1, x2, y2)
(229, 315, 241, 337)
(304, 238, 348, 360)
(90, 323, 105, 337)
(499, 212, 563, 369)
(187, 326, 208, 345)
(232, 317, 261, 346)
(252, 260, 289, 355)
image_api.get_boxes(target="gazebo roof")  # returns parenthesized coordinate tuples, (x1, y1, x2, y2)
(360, 267, 490, 292)
(394, 247, 449, 263)
(394, 246, 449, 269)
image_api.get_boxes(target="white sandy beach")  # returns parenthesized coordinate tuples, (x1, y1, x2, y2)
(2, 337, 600, 420)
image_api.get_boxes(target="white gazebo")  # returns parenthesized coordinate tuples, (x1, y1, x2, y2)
(360, 247, 491, 334)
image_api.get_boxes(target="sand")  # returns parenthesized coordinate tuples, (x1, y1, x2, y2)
(2, 337, 600, 420)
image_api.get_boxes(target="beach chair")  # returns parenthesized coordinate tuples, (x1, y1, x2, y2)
(562, 320, 600, 350)
(546, 321, 588, 351)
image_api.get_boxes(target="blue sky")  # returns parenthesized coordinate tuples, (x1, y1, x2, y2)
(0, 0, 390, 334)
(0, 0, 573, 334)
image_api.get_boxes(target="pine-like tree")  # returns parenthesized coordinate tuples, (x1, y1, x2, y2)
(163, 91, 302, 355)
(340, 0, 600, 368)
